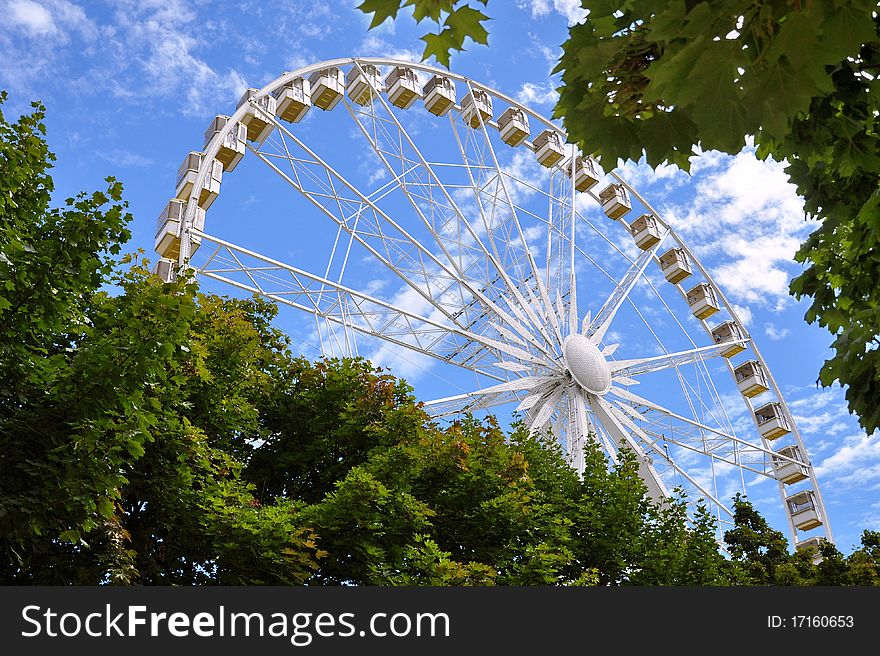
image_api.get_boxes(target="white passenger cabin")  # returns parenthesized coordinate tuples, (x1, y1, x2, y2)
(786, 490, 823, 531)
(237, 88, 277, 143)
(772, 445, 809, 485)
(174, 152, 222, 210)
(597, 183, 632, 220)
(385, 67, 422, 109)
(629, 214, 661, 250)
(658, 247, 692, 284)
(533, 130, 564, 168)
(423, 74, 456, 116)
(154, 199, 205, 260)
(710, 320, 746, 358)
(497, 107, 530, 146)
(274, 77, 311, 123)
(795, 537, 826, 564)
(685, 282, 720, 320)
(153, 258, 176, 284)
(461, 89, 493, 128)
(563, 155, 600, 192)
(733, 359, 770, 398)
(204, 115, 246, 172)
(309, 68, 345, 110)
(347, 64, 383, 106)
(754, 401, 791, 440)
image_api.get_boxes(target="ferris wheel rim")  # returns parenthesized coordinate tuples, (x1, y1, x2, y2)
(170, 56, 832, 547)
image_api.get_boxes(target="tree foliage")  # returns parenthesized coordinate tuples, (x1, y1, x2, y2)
(358, 1, 880, 434)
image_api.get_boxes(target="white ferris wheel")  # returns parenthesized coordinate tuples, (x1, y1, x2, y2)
(153, 57, 832, 551)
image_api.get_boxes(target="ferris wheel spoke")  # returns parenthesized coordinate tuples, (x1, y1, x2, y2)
(527, 384, 566, 433)
(588, 395, 670, 504)
(603, 400, 735, 517)
(340, 85, 561, 362)
(607, 385, 775, 461)
(610, 341, 748, 378)
(634, 423, 771, 479)
(423, 388, 527, 417)
(544, 170, 576, 327)
(249, 117, 485, 325)
(563, 388, 590, 472)
(447, 97, 563, 347)
(588, 232, 668, 343)
(192, 232, 562, 378)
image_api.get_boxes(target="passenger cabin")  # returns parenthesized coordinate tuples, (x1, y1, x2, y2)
(274, 77, 311, 123)
(497, 107, 530, 146)
(710, 320, 746, 358)
(733, 359, 770, 398)
(754, 401, 791, 440)
(346, 64, 383, 106)
(772, 445, 809, 485)
(785, 490, 823, 531)
(533, 130, 564, 167)
(153, 258, 176, 284)
(597, 183, 632, 220)
(423, 74, 455, 116)
(685, 282, 720, 320)
(658, 247, 692, 284)
(309, 68, 345, 111)
(629, 214, 661, 250)
(461, 89, 493, 128)
(795, 537, 826, 564)
(154, 199, 205, 260)
(237, 88, 277, 143)
(563, 155, 600, 192)
(204, 115, 246, 172)
(174, 152, 222, 211)
(385, 67, 422, 109)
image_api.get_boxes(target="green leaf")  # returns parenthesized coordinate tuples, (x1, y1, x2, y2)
(445, 5, 490, 46)
(97, 497, 115, 518)
(357, 0, 403, 29)
(420, 29, 461, 67)
(406, 0, 456, 23)
(59, 530, 81, 544)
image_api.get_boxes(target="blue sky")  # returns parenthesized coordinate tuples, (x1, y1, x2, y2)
(2, 0, 878, 554)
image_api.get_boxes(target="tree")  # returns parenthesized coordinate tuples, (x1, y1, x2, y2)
(0, 97, 322, 584)
(359, 1, 880, 434)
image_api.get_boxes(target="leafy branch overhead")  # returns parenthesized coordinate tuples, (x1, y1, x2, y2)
(358, 0, 490, 67)
(361, 1, 880, 436)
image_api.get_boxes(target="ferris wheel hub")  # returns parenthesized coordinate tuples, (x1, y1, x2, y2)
(562, 334, 612, 396)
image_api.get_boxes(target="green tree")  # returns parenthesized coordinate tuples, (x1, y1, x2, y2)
(359, 1, 880, 434)
(0, 97, 321, 584)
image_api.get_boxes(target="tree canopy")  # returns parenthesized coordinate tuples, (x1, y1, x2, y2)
(358, 0, 880, 435)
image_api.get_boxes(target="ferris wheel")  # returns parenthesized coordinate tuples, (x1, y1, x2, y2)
(153, 57, 832, 551)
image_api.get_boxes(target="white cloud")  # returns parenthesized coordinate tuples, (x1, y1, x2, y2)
(518, 0, 588, 25)
(815, 433, 880, 485)
(515, 81, 558, 107)
(652, 150, 816, 311)
(0, 1, 246, 117)
(618, 157, 689, 191)
(732, 303, 752, 326)
(7, 0, 56, 35)
(765, 322, 789, 341)
(359, 33, 422, 65)
(102, 1, 248, 117)
(96, 149, 154, 168)
(0, 0, 101, 97)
